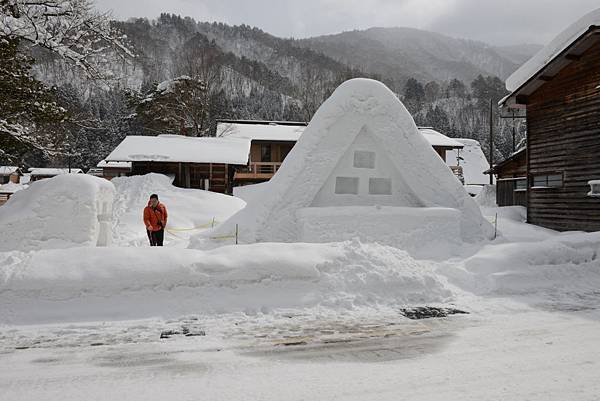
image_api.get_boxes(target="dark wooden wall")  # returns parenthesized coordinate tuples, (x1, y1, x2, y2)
(526, 39, 600, 231)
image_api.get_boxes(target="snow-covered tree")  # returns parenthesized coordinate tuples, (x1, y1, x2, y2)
(129, 76, 210, 136)
(1, 0, 134, 80)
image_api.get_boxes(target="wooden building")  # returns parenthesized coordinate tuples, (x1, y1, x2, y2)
(216, 120, 307, 186)
(104, 135, 251, 193)
(0, 166, 23, 184)
(500, 10, 600, 231)
(96, 161, 132, 180)
(486, 147, 527, 207)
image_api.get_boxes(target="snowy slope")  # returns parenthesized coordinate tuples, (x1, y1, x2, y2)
(111, 174, 245, 246)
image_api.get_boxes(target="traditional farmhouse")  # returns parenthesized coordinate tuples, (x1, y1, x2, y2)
(104, 135, 251, 193)
(29, 168, 83, 182)
(486, 147, 527, 207)
(499, 8, 600, 231)
(209, 79, 492, 253)
(0, 166, 23, 184)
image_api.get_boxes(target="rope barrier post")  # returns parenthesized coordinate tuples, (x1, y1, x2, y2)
(494, 213, 498, 240)
(235, 224, 238, 245)
(211, 217, 215, 228)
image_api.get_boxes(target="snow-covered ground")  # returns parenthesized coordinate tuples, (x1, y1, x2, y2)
(1, 176, 600, 400)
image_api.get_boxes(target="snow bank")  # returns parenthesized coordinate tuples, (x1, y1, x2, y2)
(111, 174, 246, 246)
(0, 241, 453, 324)
(0, 175, 115, 252)
(232, 182, 269, 203)
(0, 182, 26, 194)
(475, 184, 497, 207)
(506, 8, 600, 92)
(442, 231, 600, 299)
(205, 79, 492, 250)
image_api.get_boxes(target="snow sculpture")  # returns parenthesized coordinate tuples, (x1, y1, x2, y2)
(0, 174, 116, 252)
(209, 79, 493, 251)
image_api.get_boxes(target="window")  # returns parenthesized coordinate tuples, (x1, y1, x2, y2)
(514, 179, 527, 191)
(353, 151, 375, 169)
(532, 174, 563, 188)
(335, 177, 359, 194)
(261, 144, 272, 162)
(369, 178, 392, 195)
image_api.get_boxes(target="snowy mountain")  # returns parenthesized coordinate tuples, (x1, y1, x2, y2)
(298, 27, 540, 91)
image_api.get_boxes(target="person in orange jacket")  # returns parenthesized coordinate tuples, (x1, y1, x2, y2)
(143, 194, 168, 246)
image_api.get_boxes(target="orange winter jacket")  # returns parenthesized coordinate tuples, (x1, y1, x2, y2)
(143, 202, 168, 232)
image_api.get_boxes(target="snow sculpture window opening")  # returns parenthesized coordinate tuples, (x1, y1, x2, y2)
(335, 177, 359, 195)
(369, 178, 392, 195)
(353, 151, 376, 169)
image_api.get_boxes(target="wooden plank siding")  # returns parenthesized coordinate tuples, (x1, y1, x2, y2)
(526, 39, 600, 231)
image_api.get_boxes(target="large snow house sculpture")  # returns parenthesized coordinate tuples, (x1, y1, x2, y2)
(212, 79, 492, 249)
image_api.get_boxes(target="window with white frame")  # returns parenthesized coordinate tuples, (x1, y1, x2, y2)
(514, 178, 527, 191)
(532, 174, 563, 188)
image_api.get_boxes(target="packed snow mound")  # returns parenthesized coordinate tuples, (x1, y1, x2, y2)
(447, 139, 491, 186)
(475, 185, 497, 207)
(0, 241, 453, 324)
(506, 8, 600, 92)
(0, 182, 26, 193)
(0, 175, 115, 252)
(204, 78, 493, 250)
(442, 231, 600, 299)
(111, 174, 245, 246)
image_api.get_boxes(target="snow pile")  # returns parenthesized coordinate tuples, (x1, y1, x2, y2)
(0, 175, 115, 252)
(506, 8, 600, 92)
(442, 231, 600, 299)
(447, 139, 491, 186)
(233, 181, 269, 203)
(0, 182, 26, 194)
(205, 79, 492, 249)
(475, 184, 497, 207)
(111, 174, 246, 246)
(0, 241, 453, 324)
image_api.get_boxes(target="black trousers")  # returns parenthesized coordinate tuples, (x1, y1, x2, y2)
(147, 229, 164, 246)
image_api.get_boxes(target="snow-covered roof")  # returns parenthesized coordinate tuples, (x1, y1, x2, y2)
(418, 128, 464, 149)
(96, 160, 132, 169)
(29, 168, 83, 176)
(105, 135, 251, 165)
(216, 122, 306, 142)
(0, 166, 21, 175)
(447, 139, 491, 185)
(504, 8, 600, 103)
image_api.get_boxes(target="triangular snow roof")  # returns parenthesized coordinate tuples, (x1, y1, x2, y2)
(210, 79, 491, 245)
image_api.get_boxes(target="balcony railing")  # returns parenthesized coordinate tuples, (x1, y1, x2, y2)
(450, 165, 464, 184)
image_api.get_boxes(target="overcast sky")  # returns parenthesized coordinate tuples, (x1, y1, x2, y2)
(95, 0, 599, 46)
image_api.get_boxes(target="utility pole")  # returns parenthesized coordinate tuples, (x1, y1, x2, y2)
(512, 109, 516, 152)
(489, 99, 494, 185)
